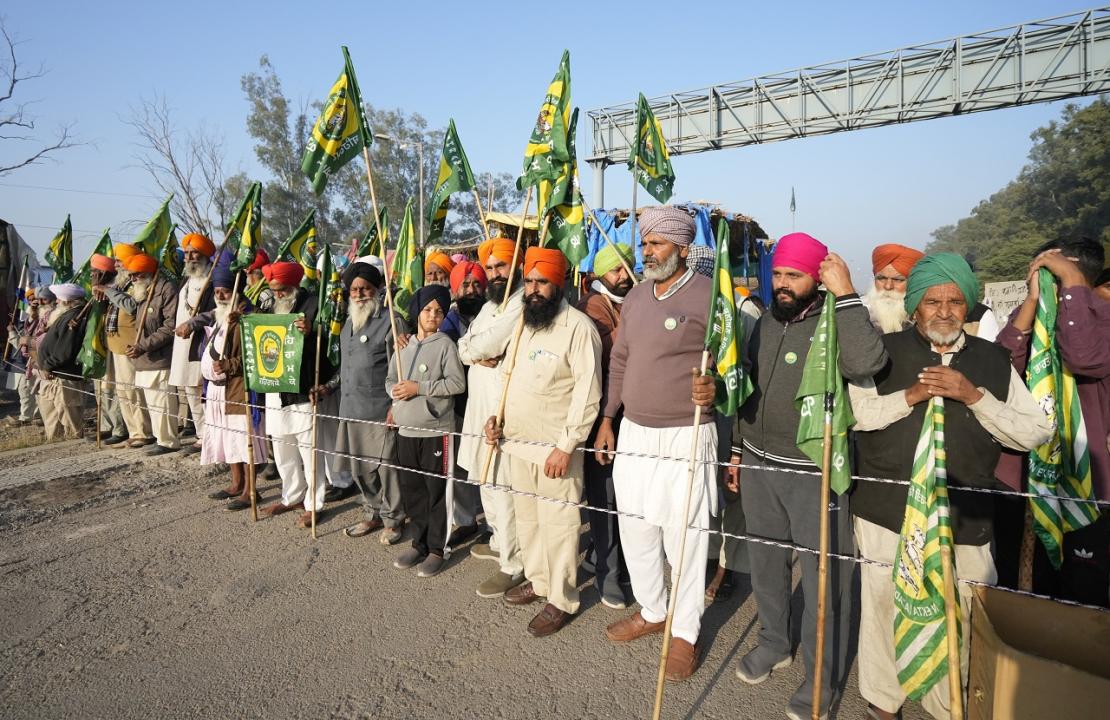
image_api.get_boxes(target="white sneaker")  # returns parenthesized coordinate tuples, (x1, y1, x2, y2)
(735, 646, 793, 685)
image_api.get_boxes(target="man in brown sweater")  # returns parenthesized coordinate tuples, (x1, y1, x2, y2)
(594, 206, 717, 681)
(577, 241, 635, 610)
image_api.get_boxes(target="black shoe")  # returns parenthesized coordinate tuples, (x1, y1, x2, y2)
(103, 435, 129, 446)
(324, 484, 357, 503)
(261, 464, 280, 480)
(208, 489, 235, 500)
(181, 424, 196, 438)
(447, 524, 481, 547)
(145, 445, 177, 457)
(180, 444, 201, 456)
(225, 498, 252, 512)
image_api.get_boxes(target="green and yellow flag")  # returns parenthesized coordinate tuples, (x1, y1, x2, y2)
(276, 208, 319, 288)
(705, 219, 752, 415)
(132, 195, 174, 259)
(427, 119, 477, 243)
(241, 313, 306, 393)
(794, 292, 854, 494)
(893, 397, 960, 699)
(628, 93, 675, 203)
(316, 244, 345, 367)
(539, 108, 587, 267)
(1027, 268, 1099, 567)
(45, 215, 74, 282)
(357, 207, 390, 258)
(391, 199, 423, 319)
(73, 228, 114, 292)
(77, 299, 109, 379)
(230, 183, 262, 272)
(518, 50, 572, 191)
(301, 46, 373, 195)
(158, 224, 183, 281)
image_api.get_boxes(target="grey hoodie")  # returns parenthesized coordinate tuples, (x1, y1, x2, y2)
(386, 331, 466, 438)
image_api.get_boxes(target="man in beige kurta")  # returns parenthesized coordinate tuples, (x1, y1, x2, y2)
(487, 247, 601, 638)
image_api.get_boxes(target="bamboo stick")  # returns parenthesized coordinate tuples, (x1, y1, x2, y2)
(579, 196, 639, 285)
(472, 188, 492, 244)
(498, 187, 534, 313)
(811, 392, 834, 719)
(309, 331, 322, 539)
(361, 146, 406, 382)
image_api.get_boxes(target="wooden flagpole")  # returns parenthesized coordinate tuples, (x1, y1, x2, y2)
(472, 189, 493, 244)
(476, 209, 545, 487)
(309, 332, 322, 539)
(498, 187, 534, 313)
(361, 146, 405, 382)
(580, 196, 638, 285)
(941, 532, 964, 720)
(247, 380, 258, 522)
(650, 349, 711, 720)
(217, 272, 242, 360)
(95, 380, 103, 450)
(132, 274, 159, 348)
(811, 392, 834, 719)
(486, 174, 495, 214)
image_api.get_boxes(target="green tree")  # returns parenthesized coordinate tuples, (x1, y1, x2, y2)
(927, 98, 1109, 282)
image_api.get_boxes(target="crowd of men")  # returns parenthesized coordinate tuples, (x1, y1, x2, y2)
(5, 208, 1108, 720)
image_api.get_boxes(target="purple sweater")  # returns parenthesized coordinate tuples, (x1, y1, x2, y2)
(604, 272, 713, 428)
(996, 285, 1110, 500)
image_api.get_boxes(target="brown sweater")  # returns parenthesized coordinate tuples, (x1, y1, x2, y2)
(604, 271, 713, 428)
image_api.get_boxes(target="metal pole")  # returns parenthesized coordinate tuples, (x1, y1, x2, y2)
(592, 161, 605, 208)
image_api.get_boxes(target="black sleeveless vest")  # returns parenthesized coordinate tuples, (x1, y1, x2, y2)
(853, 328, 1012, 545)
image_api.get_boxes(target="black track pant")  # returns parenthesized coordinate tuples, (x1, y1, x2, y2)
(396, 434, 449, 557)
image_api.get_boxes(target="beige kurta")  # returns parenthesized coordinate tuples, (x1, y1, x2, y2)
(168, 277, 206, 387)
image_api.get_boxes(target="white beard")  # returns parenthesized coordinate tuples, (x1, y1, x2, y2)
(348, 297, 380, 331)
(866, 286, 909, 334)
(272, 294, 297, 314)
(114, 271, 130, 289)
(184, 261, 210, 280)
(47, 301, 77, 327)
(128, 278, 152, 303)
(214, 300, 232, 327)
(643, 251, 680, 281)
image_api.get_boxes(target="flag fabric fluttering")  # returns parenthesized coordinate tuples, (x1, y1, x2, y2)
(356, 207, 390, 258)
(158, 224, 183, 281)
(893, 397, 960, 700)
(301, 46, 373, 195)
(705, 219, 752, 415)
(316, 244, 346, 367)
(45, 215, 74, 283)
(794, 291, 855, 494)
(77, 299, 109, 379)
(517, 50, 572, 191)
(427, 119, 477, 243)
(539, 107, 587, 266)
(276, 208, 319, 288)
(73, 229, 114, 292)
(1026, 268, 1099, 567)
(132, 195, 174, 259)
(229, 183, 262, 273)
(627, 93, 675, 203)
(390, 199, 423, 319)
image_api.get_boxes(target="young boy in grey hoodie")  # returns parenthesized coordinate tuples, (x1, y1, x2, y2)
(386, 285, 467, 577)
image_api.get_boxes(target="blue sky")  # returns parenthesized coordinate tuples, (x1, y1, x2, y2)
(0, 0, 1095, 283)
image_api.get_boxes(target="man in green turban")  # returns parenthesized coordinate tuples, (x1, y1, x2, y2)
(846, 251, 1051, 720)
(575, 241, 636, 609)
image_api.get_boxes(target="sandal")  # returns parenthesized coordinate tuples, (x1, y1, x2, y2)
(344, 518, 383, 538)
(208, 489, 235, 500)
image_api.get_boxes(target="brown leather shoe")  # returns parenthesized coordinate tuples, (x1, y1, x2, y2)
(605, 611, 666, 643)
(664, 637, 700, 681)
(503, 581, 542, 606)
(262, 502, 296, 518)
(527, 603, 570, 638)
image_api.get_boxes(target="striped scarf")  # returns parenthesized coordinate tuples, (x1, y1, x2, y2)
(1026, 269, 1099, 568)
(893, 396, 960, 699)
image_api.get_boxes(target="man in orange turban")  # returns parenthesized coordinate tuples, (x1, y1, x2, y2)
(170, 235, 217, 456)
(423, 251, 455, 287)
(482, 245, 602, 638)
(477, 238, 520, 268)
(113, 243, 140, 273)
(866, 243, 924, 333)
(102, 250, 182, 456)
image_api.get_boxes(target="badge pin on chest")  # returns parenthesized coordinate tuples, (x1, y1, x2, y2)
(664, 317, 678, 331)
(418, 363, 428, 374)
(359, 335, 368, 343)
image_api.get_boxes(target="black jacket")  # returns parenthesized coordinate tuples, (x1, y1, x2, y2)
(39, 305, 89, 376)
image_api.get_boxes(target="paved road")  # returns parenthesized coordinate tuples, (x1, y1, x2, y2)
(0, 437, 931, 720)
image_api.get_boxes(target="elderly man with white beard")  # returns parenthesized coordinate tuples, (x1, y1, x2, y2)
(169, 233, 217, 455)
(101, 251, 181, 456)
(312, 260, 407, 542)
(863, 243, 924, 334)
(197, 261, 267, 511)
(99, 243, 154, 448)
(36, 283, 90, 441)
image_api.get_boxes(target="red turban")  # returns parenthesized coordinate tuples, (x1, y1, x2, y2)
(248, 248, 270, 273)
(181, 233, 216, 257)
(262, 261, 304, 287)
(772, 232, 827, 282)
(871, 243, 924, 277)
(123, 253, 158, 275)
(478, 238, 521, 267)
(523, 247, 567, 288)
(450, 260, 487, 294)
(113, 243, 139, 262)
(424, 251, 455, 275)
(90, 253, 115, 272)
